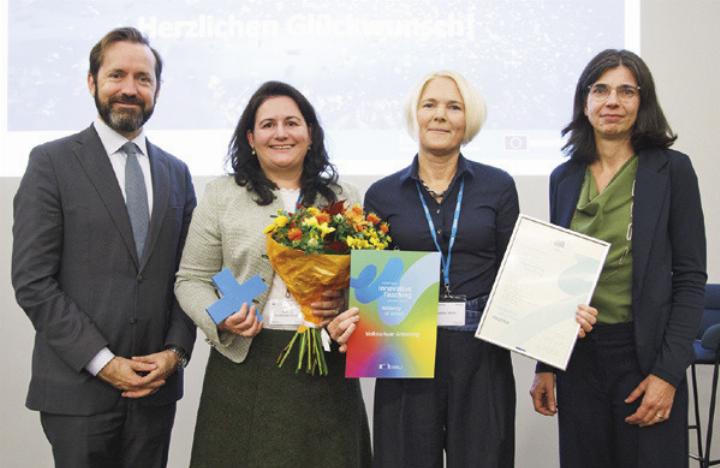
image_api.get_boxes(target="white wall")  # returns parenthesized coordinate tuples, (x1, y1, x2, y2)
(1, 1, 719, 466)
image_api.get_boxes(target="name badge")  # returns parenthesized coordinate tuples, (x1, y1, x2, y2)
(266, 299, 303, 327)
(437, 295, 466, 327)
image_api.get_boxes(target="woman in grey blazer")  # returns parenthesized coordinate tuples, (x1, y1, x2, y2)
(175, 81, 371, 468)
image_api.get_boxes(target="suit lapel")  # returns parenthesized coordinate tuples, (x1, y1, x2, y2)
(141, 141, 170, 270)
(631, 149, 669, 303)
(555, 165, 585, 228)
(71, 126, 140, 267)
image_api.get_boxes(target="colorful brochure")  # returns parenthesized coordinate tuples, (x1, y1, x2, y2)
(345, 250, 440, 378)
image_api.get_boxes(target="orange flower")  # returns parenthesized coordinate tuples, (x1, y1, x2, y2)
(379, 223, 389, 234)
(288, 227, 303, 241)
(316, 212, 330, 224)
(366, 213, 381, 225)
(351, 204, 363, 216)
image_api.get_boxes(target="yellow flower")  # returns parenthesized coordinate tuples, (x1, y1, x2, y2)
(263, 214, 290, 233)
(317, 222, 336, 238)
(307, 207, 321, 216)
(347, 237, 371, 249)
(274, 215, 289, 228)
(303, 216, 319, 227)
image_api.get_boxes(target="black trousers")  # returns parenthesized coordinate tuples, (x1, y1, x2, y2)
(556, 322, 688, 468)
(373, 328, 516, 468)
(40, 399, 176, 468)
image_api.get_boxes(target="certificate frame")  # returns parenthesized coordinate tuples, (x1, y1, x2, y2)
(475, 214, 610, 370)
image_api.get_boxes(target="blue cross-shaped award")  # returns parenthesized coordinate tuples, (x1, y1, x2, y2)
(206, 268, 268, 324)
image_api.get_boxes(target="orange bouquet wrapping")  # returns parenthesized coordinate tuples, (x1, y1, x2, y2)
(264, 201, 390, 376)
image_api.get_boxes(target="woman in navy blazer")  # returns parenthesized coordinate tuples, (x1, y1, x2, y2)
(529, 49, 706, 468)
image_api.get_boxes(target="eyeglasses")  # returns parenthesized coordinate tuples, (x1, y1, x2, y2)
(587, 84, 641, 102)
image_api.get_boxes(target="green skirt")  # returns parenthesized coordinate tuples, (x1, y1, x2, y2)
(190, 329, 372, 468)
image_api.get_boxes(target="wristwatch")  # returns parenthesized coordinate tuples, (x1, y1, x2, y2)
(166, 345, 189, 368)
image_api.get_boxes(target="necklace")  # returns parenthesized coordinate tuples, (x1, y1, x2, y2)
(617, 179, 635, 266)
(601, 179, 634, 281)
(420, 179, 449, 201)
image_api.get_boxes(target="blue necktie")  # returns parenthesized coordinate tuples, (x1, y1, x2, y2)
(122, 142, 149, 259)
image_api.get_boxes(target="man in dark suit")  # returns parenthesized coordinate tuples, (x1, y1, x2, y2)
(11, 27, 196, 468)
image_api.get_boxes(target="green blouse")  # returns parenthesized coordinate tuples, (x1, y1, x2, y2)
(570, 156, 638, 324)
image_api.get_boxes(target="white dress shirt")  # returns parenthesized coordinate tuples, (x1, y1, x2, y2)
(93, 118, 154, 213)
(85, 118, 155, 376)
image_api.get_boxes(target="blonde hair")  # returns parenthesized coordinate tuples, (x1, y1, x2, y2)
(404, 70, 487, 145)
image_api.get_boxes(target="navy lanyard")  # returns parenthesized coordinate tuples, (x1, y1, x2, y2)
(415, 178, 464, 295)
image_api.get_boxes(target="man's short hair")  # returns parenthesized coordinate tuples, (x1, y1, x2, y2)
(88, 27, 162, 84)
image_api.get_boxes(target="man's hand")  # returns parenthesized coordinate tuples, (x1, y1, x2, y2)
(125, 350, 181, 398)
(625, 374, 677, 427)
(97, 356, 164, 398)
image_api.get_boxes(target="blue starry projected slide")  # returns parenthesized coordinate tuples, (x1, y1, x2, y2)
(3, 0, 638, 176)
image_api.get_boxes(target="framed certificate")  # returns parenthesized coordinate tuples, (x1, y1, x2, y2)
(475, 214, 610, 370)
(345, 250, 441, 378)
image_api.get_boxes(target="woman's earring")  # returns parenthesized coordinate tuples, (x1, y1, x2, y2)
(251, 147, 256, 156)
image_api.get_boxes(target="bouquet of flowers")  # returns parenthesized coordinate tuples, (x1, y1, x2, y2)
(264, 201, 391, 375)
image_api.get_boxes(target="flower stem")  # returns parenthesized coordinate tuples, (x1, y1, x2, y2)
(276, 331, 299, 367)
(296, 332, 307, 373)
(306, 330, 313, 373)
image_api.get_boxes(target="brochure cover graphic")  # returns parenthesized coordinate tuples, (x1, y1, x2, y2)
(346, 250, 440, 378)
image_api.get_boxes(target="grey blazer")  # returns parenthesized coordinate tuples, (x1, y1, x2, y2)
(175, 176, 359, 363)
(12, 125, 197, 415)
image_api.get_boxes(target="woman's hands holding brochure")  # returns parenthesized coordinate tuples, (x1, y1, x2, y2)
(327, 308, 360, 353)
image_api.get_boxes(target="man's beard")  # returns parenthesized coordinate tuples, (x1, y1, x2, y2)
(95, 90, 155, 134)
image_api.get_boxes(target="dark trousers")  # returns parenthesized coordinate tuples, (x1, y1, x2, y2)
(40, 399, 176, 468)
(373, 328, 516, 468)
(557, 322, 688, 468)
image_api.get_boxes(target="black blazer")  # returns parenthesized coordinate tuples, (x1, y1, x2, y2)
(539, 147, 706, 387)
(12, 125, 197, 415)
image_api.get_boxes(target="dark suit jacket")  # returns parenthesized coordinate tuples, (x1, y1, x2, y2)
(12, 125, 197, 415)
(538, 147, 706, 387)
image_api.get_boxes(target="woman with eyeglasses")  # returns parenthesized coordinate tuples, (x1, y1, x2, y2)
(529, 49, 707, 468)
